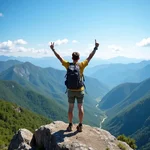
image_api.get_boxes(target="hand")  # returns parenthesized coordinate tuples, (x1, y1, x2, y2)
(50, 42, 55, 50)
(95, 39, 99, 48)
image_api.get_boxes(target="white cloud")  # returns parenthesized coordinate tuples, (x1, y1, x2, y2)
(14, 39, 27, 45)
(108, 45, 123, 52)
(0, 39, 28, 53)
(0, 39, 27, 52)
(16, 47, 29, 52)
(15, 47, 49, 54)
(55, 38, 68, 46)
(33, 49, 49, 54)
(72, 40, 78, 43)
(0, 40, 14, 50)
(136, 38, 150, 47)
(0, 39, 51, 57)
(0, 13, 3, 17)
(48, 38, 69, 46)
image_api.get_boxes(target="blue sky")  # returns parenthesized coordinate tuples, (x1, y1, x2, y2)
(0, 0, 150, 59)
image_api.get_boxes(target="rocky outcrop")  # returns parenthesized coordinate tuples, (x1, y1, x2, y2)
(8, 129, 33, 150)
(9, 121, 133, 150)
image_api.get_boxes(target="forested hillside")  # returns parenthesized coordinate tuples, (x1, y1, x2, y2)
(0, 61, 108, 126)
(104, 95, 150, 150)
(0, 80, 68, 122)
(101, 78, 150, 150)
(0, 99, 51, 150)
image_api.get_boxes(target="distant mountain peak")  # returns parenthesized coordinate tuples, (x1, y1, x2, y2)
(13, 66, 30, 80)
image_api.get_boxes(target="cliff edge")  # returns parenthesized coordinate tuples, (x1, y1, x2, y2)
(8, 121, 133, 150)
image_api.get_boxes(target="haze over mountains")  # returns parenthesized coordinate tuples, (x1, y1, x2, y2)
(0, 55, 144, 69)
(86, 60, 150, 88)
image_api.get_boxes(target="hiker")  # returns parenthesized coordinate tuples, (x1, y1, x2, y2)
(50, 40, 99, 132)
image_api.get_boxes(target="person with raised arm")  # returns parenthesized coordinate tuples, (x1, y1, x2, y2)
(50, 40, 99, 132)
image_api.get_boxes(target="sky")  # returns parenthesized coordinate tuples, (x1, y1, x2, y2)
(0, 0, 150, 59)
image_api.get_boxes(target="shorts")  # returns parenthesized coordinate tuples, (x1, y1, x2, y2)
(68, 90, 85, 104)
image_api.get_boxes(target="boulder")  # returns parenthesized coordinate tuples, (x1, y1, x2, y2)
(32, 121, 132, 150)
(9, 121, 133, 150)
(8, 128, 33, 150)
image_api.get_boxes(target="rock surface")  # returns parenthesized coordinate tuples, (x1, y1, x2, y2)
(9, 121, 133, 150)
(8, 128, 33, 150)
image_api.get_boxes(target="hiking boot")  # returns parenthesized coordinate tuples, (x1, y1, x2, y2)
(67, 123, 73, 131)
(76, 123, 83, 132)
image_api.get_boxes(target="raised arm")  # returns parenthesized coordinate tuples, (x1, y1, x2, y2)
(50, 42, 63, 63)
(86, 39, 99, 62)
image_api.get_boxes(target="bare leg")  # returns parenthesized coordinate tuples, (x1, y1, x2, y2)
(78, 103, 84, 123)
(68, 103, 74, 123)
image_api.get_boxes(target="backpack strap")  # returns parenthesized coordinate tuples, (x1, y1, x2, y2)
(71, 62, 87, 93)
(69, 62, 73, 66)
(64, 62, 73, 93)
(65, 62, 87, 93)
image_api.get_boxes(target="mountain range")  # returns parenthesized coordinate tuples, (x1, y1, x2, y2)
(0, 60, 108, 127)
(100, 77, 150, 150)
(0, 55, 144, 69)
(0, 61, 108, 101)
(0, 60, 22, 73)
(1, 57, 150, 150)
(0, 80, 68, 122)
(85, 60, 150, 88)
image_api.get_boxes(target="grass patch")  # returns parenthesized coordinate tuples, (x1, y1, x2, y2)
(118, 143, 126, 150)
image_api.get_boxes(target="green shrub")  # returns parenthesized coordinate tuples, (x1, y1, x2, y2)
(117, 134, 137, 149)
(118, 143, 126, 150)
